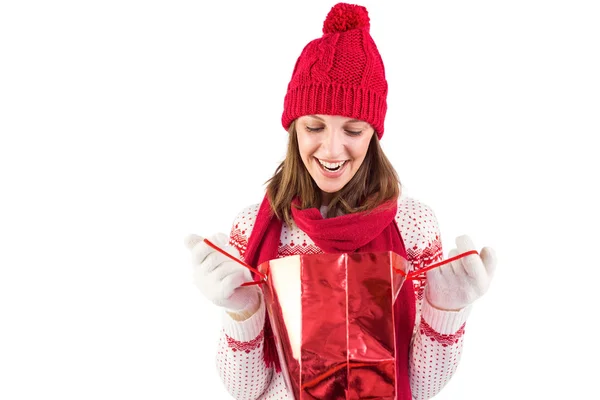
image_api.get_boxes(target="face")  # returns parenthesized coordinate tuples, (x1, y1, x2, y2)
(296, 114, 375, 205)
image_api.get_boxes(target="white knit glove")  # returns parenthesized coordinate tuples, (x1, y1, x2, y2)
(425, 235, 497, 311)
(184, 232, 259, 313)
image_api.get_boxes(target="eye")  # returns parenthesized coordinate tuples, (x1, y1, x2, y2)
(305, 126, 324, 132)
(345, 129, 362, 136)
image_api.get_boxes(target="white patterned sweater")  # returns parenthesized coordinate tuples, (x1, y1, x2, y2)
(216, 197, 472, 400)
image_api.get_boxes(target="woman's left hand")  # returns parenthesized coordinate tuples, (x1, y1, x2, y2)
(425, 235, 497, 311)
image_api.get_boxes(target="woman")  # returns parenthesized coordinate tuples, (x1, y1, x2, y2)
(186, 3, 496, 399)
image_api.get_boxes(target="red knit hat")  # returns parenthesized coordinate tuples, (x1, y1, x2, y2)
(281, 3, 388, 138)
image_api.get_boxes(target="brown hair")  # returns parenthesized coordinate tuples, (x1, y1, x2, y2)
(265, 121, 401, 227)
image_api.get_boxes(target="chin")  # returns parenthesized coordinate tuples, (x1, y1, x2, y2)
(316, 182, 346, 194)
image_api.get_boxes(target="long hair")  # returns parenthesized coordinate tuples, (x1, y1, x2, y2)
(265, 121, 401, 227)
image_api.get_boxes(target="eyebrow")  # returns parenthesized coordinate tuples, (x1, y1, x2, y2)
(306, 115, 363, 123)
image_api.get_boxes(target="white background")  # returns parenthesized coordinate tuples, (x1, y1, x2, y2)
(1, 0, 599, 399)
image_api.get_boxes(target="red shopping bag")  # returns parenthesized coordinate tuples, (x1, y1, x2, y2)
(258, 251, 408, 399)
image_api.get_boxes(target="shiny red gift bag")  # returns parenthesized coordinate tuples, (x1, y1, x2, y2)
(258, 251, 408, 400)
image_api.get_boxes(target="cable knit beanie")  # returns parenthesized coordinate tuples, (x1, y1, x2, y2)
(281, 3, 388, 138)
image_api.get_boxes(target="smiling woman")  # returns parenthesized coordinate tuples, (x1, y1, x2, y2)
(268, 114, 400, 225)
(184, 3, 497, 400)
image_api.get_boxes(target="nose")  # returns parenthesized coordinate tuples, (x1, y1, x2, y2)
(321, 127, 345, 158)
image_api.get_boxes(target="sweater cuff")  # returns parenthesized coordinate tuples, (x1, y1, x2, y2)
(421, 296, 472, 335)
(221, 291, 266, 342)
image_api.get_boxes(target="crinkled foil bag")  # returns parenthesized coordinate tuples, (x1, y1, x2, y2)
(258, 251, 408, 399)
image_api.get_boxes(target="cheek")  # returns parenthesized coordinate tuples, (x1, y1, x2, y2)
(350, 138, 371, 161)
(297, 135, 316, 160)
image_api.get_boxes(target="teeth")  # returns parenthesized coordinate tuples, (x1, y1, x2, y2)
(318, 159, 346, 169)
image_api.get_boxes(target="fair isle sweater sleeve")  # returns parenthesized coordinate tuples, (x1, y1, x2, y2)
(216, 204, 271, 399)
(397, 198, 472, 400)
(216, 204, 292, 400)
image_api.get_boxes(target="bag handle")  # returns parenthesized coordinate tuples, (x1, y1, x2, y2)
(201, 238, 478, 285)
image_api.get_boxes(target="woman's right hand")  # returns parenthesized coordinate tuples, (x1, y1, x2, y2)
(184, 233, 259, 313)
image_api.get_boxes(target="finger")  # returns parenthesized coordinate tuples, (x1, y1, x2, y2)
(205, 233, 241, 259)
(455, 234, 476, 252)
(190, 233, 233, 265)
(446, 248, 464, 276)
(185, 234, 204, 251)
(430, 248, 456, 279)
(221, 270, 252, 299)
(191, 239, 217, 266)
(207, 232, 230, 248)
(210, 264, 250, 298)
(456, 235, 483, 277)
(480, 246, 497, 278)
(201, 250, 231, 274)
(209, 259, 240, 282)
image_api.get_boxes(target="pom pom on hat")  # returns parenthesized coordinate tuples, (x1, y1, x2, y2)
(323, 3, 370, 34)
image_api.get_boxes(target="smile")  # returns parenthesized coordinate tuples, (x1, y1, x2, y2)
(317, 158, 347, 172)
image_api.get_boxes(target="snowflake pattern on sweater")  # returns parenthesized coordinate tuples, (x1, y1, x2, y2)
(217, 197, 471, 400)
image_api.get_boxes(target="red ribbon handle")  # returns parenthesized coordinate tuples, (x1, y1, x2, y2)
(202, 238, 479, 285)
(400, 250, 479, 280)
(201, 238, 267, 286)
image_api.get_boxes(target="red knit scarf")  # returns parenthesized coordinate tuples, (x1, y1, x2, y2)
(243, 195, 415, 399)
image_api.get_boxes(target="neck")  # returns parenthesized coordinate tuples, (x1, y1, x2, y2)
(321, 191, 333, 207)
